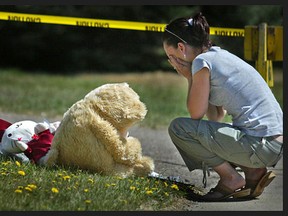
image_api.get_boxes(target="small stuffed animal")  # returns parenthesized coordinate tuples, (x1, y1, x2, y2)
(0, 119, 60, 165)
(0, 118, 29, 162)
(45, 83, 155, 177)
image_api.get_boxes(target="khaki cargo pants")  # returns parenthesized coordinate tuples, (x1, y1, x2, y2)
(168, 117, 283, 185)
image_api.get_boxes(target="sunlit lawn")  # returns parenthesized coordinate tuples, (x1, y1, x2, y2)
(0, 68, 283, 128)
(0, 69, 190, 128)
(0, 159, 194, 211)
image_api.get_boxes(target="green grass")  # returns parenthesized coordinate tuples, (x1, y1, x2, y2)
(0, 69, 190, 128)
(0, 68, 283, 127)
(0, 158, 193, 211)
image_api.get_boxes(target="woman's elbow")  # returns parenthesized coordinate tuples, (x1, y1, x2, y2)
(188, 110, 205, 120)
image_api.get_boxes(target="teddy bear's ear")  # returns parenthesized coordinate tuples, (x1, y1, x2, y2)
(0, 119, 12, 142)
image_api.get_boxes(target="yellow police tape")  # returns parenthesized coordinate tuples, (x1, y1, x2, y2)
(0, 11, 245, 37)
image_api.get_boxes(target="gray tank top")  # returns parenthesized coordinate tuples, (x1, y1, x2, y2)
(192, 46, 282, 137)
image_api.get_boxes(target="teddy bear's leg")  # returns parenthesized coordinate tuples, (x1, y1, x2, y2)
(84, 111, 141, 166)
(117, 136, 143, 165)
(112, 163, 135, 178)
(133, 156, 155, 177)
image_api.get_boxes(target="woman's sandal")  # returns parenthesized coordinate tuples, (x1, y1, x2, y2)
(245, 171, 276, 198)
(199, 183, 251, 202)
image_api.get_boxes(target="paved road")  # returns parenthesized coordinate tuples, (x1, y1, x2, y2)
(1, 112, 283, 211)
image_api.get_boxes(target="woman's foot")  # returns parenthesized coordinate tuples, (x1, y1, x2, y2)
(214, 161, 246, 190)
(239, 166, 276, 198)
(201, 162, 249, 201)
(243, 167, 267, 182)
(245, 169, 276, 198)
(201, 183, 250, 201)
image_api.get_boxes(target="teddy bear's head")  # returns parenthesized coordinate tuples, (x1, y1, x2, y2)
(80, 83, 147, 136)
(0, 120, 38, 154)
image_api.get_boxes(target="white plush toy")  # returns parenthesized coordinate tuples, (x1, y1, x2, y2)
(0, 119, 60, 164)
(45, 83, 155, 177)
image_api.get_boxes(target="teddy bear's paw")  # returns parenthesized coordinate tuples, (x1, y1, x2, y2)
(112, 163, 134, 178)
(133, 156, 155, 176)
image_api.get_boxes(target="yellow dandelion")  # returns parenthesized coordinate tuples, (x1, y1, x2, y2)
(116, 176, 123, 180)
(130, 186, 136, 191)
(25, 187, 33, 192)
(63, 175, 71, 180)
(163, 182, 169, 187)
(146, 190, 153, 195)
(14, 189, 23, 193)
(84, 189, 89, 193)
(51, 187, 59, 193)
(85, 200, 92, 204)
(2, 161, 11, 166)
(88, 178, 94, 183)
(1, 172, 7, 176)
(171, 184, 179, 190)
(110, 183, 116, 186)
(18, 170, 26, 176)
(164, 192, 169, 196)
(15, 161, 21, 167)
(105, 183, 111, 188)
(27, 184, 37, 189)
(17, 186, 24, 189)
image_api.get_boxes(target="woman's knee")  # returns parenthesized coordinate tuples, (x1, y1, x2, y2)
(168, 117, 200, 134)
(168, 117, 184, 137)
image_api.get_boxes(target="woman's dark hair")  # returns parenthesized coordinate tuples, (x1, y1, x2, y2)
(163, 12, 211, 49)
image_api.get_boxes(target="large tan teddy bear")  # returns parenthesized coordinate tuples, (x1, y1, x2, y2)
(45, 83, 154, 177)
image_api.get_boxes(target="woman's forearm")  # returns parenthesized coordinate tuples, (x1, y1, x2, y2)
(186, 68, 210, 120)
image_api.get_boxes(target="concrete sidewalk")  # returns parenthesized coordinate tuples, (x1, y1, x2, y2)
(131, 126, 283, 211)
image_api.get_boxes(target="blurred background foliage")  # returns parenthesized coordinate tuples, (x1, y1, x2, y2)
(0, 5, 283, 74)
